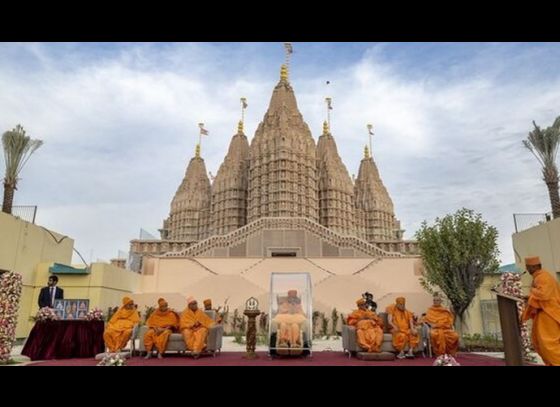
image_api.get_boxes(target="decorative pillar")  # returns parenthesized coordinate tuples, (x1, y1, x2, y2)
(243, 297, 260, 359)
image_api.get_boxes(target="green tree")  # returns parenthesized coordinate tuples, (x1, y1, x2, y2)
(523, 117, 560, 219)
(2, 125, 43, 214)
(415, 208, 500, 333)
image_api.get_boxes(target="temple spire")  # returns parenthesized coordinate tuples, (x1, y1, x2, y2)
(364, 144, 370, 159)
(195, 143, 201, 158)
(323, 120, 329, 135)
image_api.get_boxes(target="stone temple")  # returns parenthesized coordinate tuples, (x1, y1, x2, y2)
(129, 62, 429, 316)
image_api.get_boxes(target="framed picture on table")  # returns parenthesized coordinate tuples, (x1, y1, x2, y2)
(53, 299, 89, 319)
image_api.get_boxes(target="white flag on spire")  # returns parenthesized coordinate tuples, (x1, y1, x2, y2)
(367, 124, 374, 135)
(326, 97, 333, 110)
(284, 42, 293, 54)
(198, 123, 209, 136)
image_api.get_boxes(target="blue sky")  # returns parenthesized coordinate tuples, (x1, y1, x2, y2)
(1, 42, 560, 264)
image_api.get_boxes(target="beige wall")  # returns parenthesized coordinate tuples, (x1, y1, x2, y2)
(133, 255, 433, 318)
(513, 217, 560, 279)
(0, 212, 74, 277)
(0, 212, 142, 338)
(0, 212, 74, 338)
(6, 207, 530, 339)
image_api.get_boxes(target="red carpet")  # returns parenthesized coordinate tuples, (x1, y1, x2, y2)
(28, 352, 505, 366)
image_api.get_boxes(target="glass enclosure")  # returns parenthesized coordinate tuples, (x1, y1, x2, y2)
(268, 272, 312, 356)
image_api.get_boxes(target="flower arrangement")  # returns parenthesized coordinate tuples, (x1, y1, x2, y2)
(500, 272, 523, 297)
(97, 353, 127, 366)
(0, 272, 23, 363)
(84, 307, 104, 321)
(32, 306, 59, 322)
(498, 272, 536, 362)
(433, 354, 460, 366)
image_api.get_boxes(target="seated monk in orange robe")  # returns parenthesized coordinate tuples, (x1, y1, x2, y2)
(347, 298, 384, 353)
(180, 297, 215, 358)
(521, 256, 560, 366)
(144, 298, 180, 359)
(386, 296, 419, 359)
(272, 290, 307, 349)
(203, 298, 223, 323)
(103, 296, 140, 353)
(423, 294, 459, 356)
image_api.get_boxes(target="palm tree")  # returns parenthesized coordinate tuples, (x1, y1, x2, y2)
(523, 117, 560, 219)
(2, 125, 43, 214)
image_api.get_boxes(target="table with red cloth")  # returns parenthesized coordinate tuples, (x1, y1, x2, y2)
(21, 320, 105, 360)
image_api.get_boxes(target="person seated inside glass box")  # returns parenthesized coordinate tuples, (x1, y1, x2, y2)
(272, 290, 307, 350)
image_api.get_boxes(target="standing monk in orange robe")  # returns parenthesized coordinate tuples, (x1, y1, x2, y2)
(386, 297, 419, 359)
(180, 297, 215, 358)
(521, 256, 560, 366)
(144, 298, 179, 359)
(423, 294, 459, 356)
(347, 298, 384, 353)
(103, 296, 140, 353)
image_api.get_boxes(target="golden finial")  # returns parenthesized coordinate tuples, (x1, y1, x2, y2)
(323, 121, 329, 135)
(280, 64, 288, 81)
(195, 143, 201, 158)
(238, 120, 244, 133)
(364, 145, 370, 159)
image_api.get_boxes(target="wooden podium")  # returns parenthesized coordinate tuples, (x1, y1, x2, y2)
(496, 292, 525, 366)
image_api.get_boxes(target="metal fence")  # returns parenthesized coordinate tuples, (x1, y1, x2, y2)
(513, 212, 553, 233)
(11, 205, 37, 224)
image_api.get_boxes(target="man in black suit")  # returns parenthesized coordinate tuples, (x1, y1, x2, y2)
(38, 275, 64, 308)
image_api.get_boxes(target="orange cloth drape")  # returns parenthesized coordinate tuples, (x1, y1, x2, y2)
(386, 304, 419, 352)
(179, 309, 215, 353)
(347, 309, 384, 352)
(143, 310, 180, 353)
(424, 306, 459, 356)
(522, 269, 560, 366)
(103, 307, 140, 353)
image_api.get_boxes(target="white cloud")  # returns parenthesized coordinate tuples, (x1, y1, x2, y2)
(1, 42, 559, 265)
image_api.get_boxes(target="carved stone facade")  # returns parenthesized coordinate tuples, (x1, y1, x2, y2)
(132, 64, 410, 261)
(317, 121, 355, 235)
(210, 122, 250, 235)
(354, 146, 402, 242)
(161, 145, 211, 241)
(247, 65, 319, 223)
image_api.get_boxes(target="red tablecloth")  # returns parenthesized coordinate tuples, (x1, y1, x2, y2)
(21, 320, 105, 360)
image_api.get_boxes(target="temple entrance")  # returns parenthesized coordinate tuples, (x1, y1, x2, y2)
(271, 252, 297, 257)
(267, 248, 300, 257)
